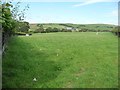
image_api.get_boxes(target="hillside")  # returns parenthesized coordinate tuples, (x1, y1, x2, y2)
(29, 23, 116, 32)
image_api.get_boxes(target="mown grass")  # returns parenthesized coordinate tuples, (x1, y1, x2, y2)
(3, 32, 118, 88)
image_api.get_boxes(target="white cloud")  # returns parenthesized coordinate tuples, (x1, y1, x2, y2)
(73, 0, 119, 7)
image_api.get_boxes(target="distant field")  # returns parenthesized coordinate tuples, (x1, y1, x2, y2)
(3, 32, 118, 88)
(30, 23, 116, 31)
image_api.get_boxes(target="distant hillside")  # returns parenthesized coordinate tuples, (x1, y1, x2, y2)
(29, 23, 116, 32)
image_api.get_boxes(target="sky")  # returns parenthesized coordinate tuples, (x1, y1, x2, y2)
(11, 0, 118, 25)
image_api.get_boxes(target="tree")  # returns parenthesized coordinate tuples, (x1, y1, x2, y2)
(11, 2, 29, 21)
(1, 2, 15, 48)
(38, 24, 44, 32)
(112, 26, 120, 37)
(1, 1, 30, 52)
(46, 27, 52, 33)
(52, 28, 59, 32)
(18, 21, 30, 33)
(1, 1, 29, 34)
(34, 24, 44, 33)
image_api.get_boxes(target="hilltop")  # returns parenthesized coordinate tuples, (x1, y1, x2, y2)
(29, 23, 116, 32)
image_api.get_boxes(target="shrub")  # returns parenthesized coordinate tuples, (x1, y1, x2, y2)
(34, 28, 45, 33)
(52, 28, 59, 32)
(81, 28, 88, 32)
(18, 21, 30, 33)
(46, 27, 60, 33)
(61, 29, 72, 32)
(46, 27, 52, 33)
(112, 26, 120, 37)
(15, 32, 26, 35)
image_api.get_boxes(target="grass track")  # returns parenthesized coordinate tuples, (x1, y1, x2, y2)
(3, 32, 118, 88)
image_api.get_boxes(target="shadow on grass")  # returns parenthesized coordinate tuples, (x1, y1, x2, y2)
(2, 37, 61, 88)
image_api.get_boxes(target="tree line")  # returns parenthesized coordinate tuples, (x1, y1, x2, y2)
(1, 1, 30, 52)
(33, 24, 112, 33)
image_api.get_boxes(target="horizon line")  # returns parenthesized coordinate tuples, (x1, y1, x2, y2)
(29, 22, 117, 25)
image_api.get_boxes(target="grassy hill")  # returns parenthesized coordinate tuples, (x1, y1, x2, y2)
(29, 23, 116, 32)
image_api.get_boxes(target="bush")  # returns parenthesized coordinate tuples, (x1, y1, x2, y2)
(46, 27, 53, 33)
(18, 22, 30, 33)
(61, 29, 72, 32)
(46, 27, 60, 33)
(112, 26, 120, 37)
(52, 28, 60, 32)
(15, 32, 26, 35)
(41, 31, 47, 33)
(28, 30, 34, 34)
(81, 28, 88, 32)
(34, 28, 46, 33)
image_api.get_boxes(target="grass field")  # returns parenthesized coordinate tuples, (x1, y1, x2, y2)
(3, 32, 118, 88)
